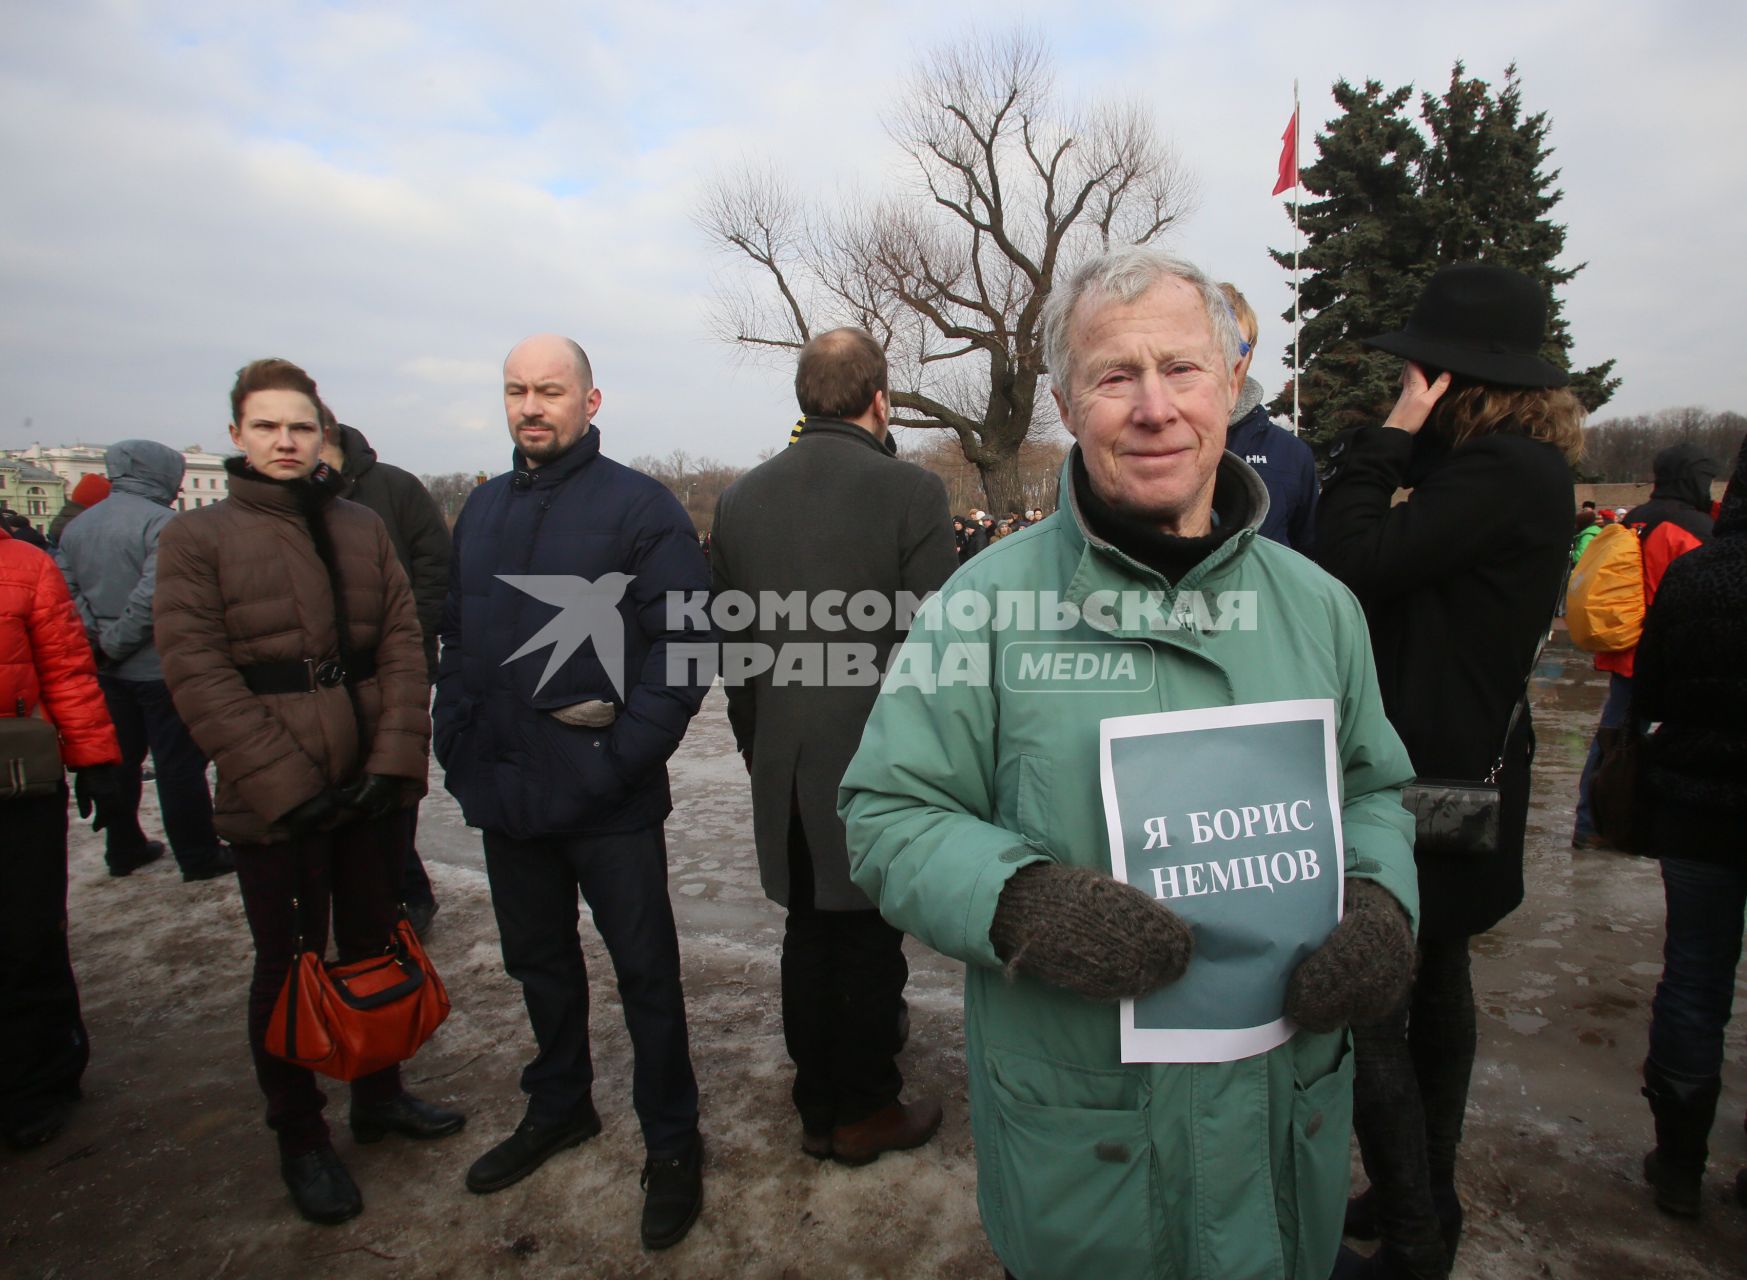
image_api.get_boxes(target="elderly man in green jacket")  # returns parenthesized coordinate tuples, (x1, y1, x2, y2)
(839, 246, 1420, 1280)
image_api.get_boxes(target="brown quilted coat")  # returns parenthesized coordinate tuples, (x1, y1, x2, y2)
(154, 460, 430, 845)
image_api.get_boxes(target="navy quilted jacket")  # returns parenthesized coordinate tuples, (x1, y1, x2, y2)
(433, 427, 711, 838)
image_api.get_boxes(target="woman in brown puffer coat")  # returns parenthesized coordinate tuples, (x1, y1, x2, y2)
(154, 358, 463, 1227)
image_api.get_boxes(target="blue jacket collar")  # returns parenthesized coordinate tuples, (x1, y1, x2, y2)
(511, 424, 602, 486)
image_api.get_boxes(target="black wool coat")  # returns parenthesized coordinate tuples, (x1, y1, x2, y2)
(711, 419, 957, 910)
(1634, 435, 1747, 862)
(1317, 424, 1574, 941)
(335, 424, 452, 679)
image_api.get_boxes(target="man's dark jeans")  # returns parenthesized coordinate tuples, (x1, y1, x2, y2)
(0, 788, 89, 1132)
(781, 805, 906, 1136)
(1573, 672, 1634, 841)
(1649, 856, 1747, 1087)
(482, 824, 698, 1155)
(1352, 937, 1477, 1275)
(97, 675, 223, 872)
(233, 817, 404, 1157)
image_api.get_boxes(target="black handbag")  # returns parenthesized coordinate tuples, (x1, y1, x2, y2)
(1, 699, 63, 798)
(1401, 620, 1552, 859)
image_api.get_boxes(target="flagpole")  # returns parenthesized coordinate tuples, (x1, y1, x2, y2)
(1292, 80, 1301, 435)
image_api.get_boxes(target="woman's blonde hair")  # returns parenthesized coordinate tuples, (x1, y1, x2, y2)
(1427, 376, 1585, 463)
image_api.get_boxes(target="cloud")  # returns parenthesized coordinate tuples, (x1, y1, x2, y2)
(1, 0, 1742, 486)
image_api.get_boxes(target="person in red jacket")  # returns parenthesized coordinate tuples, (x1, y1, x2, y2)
(1572, 443, 1719, 849)
(0, 525, 124, 1149)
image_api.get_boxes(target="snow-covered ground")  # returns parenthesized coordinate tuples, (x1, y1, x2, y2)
(3, 638, 1743, 1278)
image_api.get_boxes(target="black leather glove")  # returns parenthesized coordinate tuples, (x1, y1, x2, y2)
(989, 862, 1194, 1001)
(337, 773, 406, 823)
(1284, 878, 1417, 1032)
(277, 789, 346, 837)
(73, 764, 125, 832)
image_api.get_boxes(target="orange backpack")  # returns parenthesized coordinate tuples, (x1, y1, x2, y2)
(1566, 523, 1644, 652)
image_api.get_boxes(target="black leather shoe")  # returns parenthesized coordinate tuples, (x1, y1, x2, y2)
(281, 1147, 363, 1225)
(350, 1092, 466, 1144)
(405, 899, 438, 938)
(107, 840, 164, 877)
(181, 845, 237, 883)
(640, 1131, 703, 1250)
(465, 1103, 601, 1194)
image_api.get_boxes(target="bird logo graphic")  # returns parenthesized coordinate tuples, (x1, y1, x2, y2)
(497, 573, 634, 698)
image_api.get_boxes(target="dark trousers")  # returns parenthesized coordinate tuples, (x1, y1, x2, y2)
(97, 675, 222, 872)
(1649, 855, 1747, 1086)
(0, 788, 89, 1131)
(481, 824, 698, 1155)
(1352, 937, 1477, 1276)
(234, 815, 406, 1157)
(781, 805, 907, 1135)
(399, 803, 435, 909)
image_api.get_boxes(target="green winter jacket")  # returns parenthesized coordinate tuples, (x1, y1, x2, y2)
(840, 451, 1418, 1280)
(1571, 520, 1601, 567)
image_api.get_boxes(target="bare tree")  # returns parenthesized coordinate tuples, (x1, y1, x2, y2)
(698, 30, 1193, 515)
(1579, 407, 1745, 483)
(420, 471, 484, 526)
(628, 452, 748, 533)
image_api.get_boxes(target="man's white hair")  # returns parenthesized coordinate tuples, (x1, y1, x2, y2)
(1041, 245, 1243, 397)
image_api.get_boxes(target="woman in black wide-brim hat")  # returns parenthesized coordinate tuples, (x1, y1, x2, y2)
(1315, 263, 1583, 1278)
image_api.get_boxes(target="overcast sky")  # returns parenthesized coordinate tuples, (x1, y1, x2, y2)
(2, 1, 1741, 476)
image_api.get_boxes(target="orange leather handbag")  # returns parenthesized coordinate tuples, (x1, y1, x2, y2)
(266, 915, 450, 1082)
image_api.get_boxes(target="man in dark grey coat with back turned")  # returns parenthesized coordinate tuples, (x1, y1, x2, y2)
(710, 327, 958, 1165)
(57, 440, 232, 881)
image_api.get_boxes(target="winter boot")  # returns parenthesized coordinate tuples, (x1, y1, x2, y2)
(1640, 1061, 1721, 1219)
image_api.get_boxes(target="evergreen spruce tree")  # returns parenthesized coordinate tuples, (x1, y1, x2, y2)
(1275, 65, 1617, 451)
(1419, 63, 1619, 410)
(1267, 80, 1429, 447)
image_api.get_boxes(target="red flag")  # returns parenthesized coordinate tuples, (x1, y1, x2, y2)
(1272, 108, 1298, 196)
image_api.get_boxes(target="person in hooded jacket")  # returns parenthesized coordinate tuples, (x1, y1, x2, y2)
(56, 441, 233, 882)
(0, 523, 123, 1150)
(318, 410, 451, 934)
(1316, 264, 1581, 1278)
(1220, 283, 1319, 551)
(1571, 443, 1719, 849)
(1630, 433, 1747, 1219)
(154, 358, 459, 1227)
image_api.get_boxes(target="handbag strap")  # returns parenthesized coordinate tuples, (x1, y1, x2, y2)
(1483, 583, 1562, 784)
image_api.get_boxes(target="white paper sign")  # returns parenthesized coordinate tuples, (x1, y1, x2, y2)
(1100, 699, 1345, 1063)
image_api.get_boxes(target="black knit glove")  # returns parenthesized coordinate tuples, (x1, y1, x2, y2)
(277, 789, 346, 837)
(337, 773, 406, 823)
(989, 862, 1194, 1001)
(1284, 879, 1416, 1032)
(73, 764, 125, 832)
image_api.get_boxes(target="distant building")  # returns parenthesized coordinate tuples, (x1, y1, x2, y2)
(5, 442, 233, 513)
(0, 459, 69, 535)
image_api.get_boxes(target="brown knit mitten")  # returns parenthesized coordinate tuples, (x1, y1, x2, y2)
(989, 863, 1194, 1001)
(1283, 878, 1416, 1033)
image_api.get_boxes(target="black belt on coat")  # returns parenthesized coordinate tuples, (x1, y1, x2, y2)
(239, 654, 377, 695)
